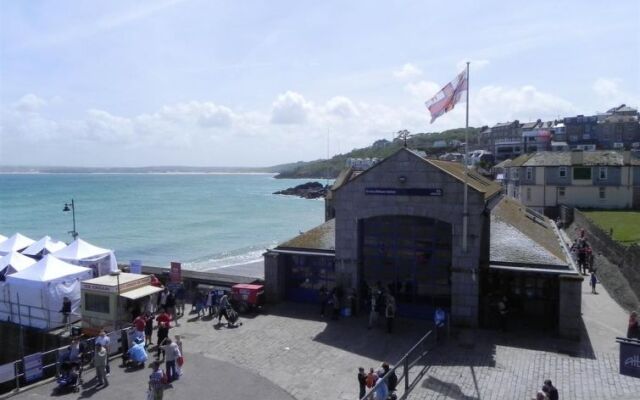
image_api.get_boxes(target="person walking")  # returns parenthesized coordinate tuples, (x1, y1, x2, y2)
(206, 290, 215, 317)
(319, 286, 328, 317)
(357, 367, 366, 399)
(144, 311, 154, 347)
(158, 288, 169, 311)
(498, 296, 509, 332)
(368, 291, 378, 329)
(174, 335, 184, 377)
(365, 368, 377, 390)
(590, 271, 598, 294)
(94, 343, 108, 387)
(175, 284, 186, 317)
(60, 297, 72, 331)
(628, 311, 640, 339)
(159, 338, 180, 382)
(95, 330, 111, 375)
(148, 361, 165, 400)
(542, 379, 558, 400)
(385, 295, 396, 334)
(155, 309, 172, 360)
(217, 291, 233, 326)
(165, 291, 178, 326)
(331, 290, 340, 321)
(374, 370, 388, 400)
(133, 313, 146, 343)
(381, 362, 398, 394)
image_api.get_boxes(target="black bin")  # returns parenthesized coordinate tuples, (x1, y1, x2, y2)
(71, 326, 82, 337)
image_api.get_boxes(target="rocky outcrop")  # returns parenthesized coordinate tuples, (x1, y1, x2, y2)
(274, 181, 328, 199)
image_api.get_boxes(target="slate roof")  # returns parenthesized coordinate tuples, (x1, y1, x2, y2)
(490, 197, 570, 267)
(277, 219, 335, 251)
(426, 158, 502, 200)
(521, 151, 639, 166)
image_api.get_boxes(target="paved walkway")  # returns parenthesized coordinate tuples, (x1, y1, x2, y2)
(7, 271, 640, 400)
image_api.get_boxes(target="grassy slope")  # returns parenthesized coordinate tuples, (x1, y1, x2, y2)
(583, 211, 640, 245)
(271, 127, 480, 178)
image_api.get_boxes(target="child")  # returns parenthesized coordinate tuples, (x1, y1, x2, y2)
(590, 271, 598, 294)
(144, 312, 154, 346)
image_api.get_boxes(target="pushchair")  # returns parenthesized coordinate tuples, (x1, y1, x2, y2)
(54, 362, 80, 393)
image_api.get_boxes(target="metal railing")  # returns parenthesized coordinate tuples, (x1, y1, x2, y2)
(0, 325, 133, 395)
(360, 330, 436, 400)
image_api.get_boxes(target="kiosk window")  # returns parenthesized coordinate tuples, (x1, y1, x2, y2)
(85, 293, 110, 313)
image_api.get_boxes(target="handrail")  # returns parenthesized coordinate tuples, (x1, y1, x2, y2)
(360, 330, 436, 400)
(0, 326, 134, 394)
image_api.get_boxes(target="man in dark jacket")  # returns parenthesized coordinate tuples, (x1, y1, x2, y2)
(357, 367, 366, 399)
(542, 379, 558, 400)
(60, 297, 72, 328)
(382, 362, 398, 393)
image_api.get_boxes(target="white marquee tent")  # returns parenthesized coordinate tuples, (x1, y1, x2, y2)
(0, 234, 6, 243)
(0, 252, 36, 280)
(52, 238, 117, 277)
(22, 236, 67, 258)
(0, 233, 35, 256)
(4, 255, 93, 329)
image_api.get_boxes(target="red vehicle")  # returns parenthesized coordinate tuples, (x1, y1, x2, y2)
(231, 283, 265, 313)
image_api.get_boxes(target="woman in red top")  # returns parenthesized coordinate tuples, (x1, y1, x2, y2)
(155, 310, 172, 360)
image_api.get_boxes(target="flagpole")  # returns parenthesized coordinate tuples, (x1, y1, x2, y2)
(462, 61, 470, 254)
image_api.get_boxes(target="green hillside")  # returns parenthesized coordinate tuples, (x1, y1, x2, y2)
(272, 127, 479, 178)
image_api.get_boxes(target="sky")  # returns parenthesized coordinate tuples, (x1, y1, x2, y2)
(1, 0, 639, 167)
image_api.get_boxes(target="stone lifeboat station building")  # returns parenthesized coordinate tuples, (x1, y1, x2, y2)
(264, 148, 582, 337)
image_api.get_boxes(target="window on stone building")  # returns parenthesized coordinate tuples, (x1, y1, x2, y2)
(573, 167, 591, 180)
(526, 167, 533, 180)
(599, 187, 606, 199)
(526, 187, 531, 201)
(558, 187, 566, 197)
(558, 167, 567, 178)
(599, 167, 607, 180)
(84, 293, 110, 314)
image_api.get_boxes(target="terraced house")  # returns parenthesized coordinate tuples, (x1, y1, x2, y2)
(503, 150, 640, 215)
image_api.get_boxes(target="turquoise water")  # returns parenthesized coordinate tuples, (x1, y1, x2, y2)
(0, 174, 326, 270)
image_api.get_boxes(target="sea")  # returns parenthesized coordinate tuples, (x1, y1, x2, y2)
(0, 173, 326, 271)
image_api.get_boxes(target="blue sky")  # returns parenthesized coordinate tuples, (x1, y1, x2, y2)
(1, 0, 638, 167)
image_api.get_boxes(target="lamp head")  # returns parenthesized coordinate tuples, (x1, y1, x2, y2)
(63, 204, 70, 212)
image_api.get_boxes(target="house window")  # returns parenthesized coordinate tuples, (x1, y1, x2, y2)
(526, 187, 532, 201)
(573, 167, 592, 180)
(558, 187, 566, 197)
(526, 167, 533, 180)
(558, 167, 567, 178)
(511, 168, 519, 180)
(84, 293, 110, 314)
(599, 167, 607, 180)
(599, 187, 606, 199)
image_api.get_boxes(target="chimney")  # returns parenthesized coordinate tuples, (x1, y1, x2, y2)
(623, 150, 630, 164)
(571, 149, 583, 165)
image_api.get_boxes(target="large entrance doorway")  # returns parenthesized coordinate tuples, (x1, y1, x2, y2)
(360, 215, 452, 318)
(284, 254, 336, 304)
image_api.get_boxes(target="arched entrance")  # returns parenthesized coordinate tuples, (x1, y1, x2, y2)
(360, 215, 452, 318)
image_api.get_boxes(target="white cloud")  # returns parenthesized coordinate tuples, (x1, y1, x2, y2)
(13, 94, 47, 112)
(393, 63, 422, 80)
(473, 85, 576, 124)
(404, 81, 440, 99)
(323, 96, 360, 119)
(270, 91, 312, 124)
(592, 78, 639, 110)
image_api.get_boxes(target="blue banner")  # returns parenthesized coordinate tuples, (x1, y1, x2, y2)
(130, 260, 142, 274)
(620, 341, 640, 378)
(365, 187, 443, 196)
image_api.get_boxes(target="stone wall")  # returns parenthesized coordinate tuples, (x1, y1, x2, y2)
(570, 209, 640, 308)
(558, 274, 583, 340)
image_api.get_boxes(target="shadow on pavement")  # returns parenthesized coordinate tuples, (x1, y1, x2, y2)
(422, 375, 480, 400)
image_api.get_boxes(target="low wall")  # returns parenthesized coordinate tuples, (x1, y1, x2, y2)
(570, 209, 640, 309)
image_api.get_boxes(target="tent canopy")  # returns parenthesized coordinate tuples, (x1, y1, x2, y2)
(0, 233, 35, 256)
(52, 238, 117, 275)
(0, 234, 6, 243)
(7, 255, 92, 285)
(0, 252, 36, 275)
(22, 236, 67, 257)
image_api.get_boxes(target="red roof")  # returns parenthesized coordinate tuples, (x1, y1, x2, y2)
(232, 283, 263, 290)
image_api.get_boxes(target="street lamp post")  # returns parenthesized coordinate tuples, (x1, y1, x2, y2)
(63, 199, 78, 240)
